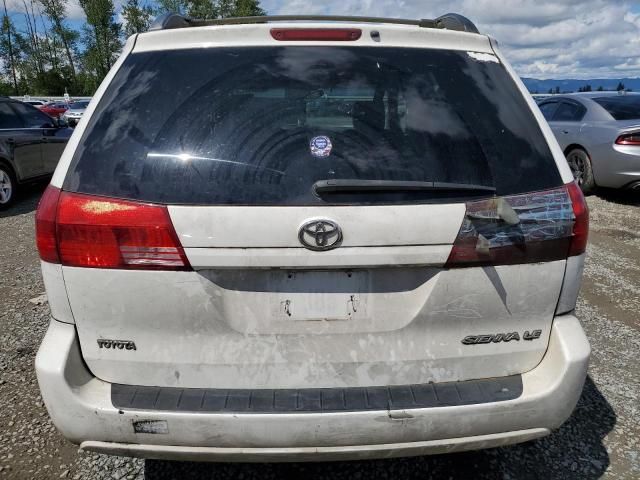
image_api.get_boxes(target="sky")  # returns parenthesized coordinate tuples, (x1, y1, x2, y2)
(260, 0, 640, 79)
(5, 0, 640, 79)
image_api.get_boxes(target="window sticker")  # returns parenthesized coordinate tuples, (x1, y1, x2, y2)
(309, 136, 333, 158)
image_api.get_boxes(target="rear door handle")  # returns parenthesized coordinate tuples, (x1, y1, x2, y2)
(562, 130, 570, 134)
(6, 138, 15, 145)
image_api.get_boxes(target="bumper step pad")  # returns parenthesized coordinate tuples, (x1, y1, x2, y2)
(112, 376, 522, 414)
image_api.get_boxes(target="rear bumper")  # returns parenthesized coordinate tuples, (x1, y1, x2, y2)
(35, 314, 589, 462)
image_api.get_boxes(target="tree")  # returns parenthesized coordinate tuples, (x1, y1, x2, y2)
(122, 0, 154, 36)
(231, 0, 265, 16)
(0, 0, 19, 93)
(155, 0, 184, 14)
(0, 0, 266, 94)
(38, 0, 78, 84)
(554, 86, 560, 94)
(184, 0, 217, 19)
(80, 0, 121, 83)
(616, 82, 625, 91)
(597, 85, 604, 91)
(155, 0, 265, 18)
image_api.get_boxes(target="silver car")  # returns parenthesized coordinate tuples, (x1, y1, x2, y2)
(62, 100, 90, 127)
(538, 92, 640, 193)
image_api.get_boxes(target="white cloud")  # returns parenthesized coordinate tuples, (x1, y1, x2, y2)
(262, 0, 640, 78)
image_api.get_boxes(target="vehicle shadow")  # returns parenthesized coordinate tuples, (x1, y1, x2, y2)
(594, 187, 640, 206)
(144, 376, 615, 480)
(0, 182, 47, 219)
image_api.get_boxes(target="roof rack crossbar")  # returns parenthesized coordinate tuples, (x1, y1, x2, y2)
(149, 13, 479, 34)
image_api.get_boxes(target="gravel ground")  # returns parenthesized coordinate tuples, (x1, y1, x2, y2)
(0, 184, 638, 480)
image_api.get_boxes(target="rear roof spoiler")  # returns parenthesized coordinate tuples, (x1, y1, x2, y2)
(149, 13, 480, 35)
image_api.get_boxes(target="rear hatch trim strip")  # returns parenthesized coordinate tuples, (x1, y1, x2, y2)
(184, 245, 452, 268)
(112, 375, 522, 414)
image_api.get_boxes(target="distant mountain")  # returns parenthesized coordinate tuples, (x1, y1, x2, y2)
(522, 77, 640, 94)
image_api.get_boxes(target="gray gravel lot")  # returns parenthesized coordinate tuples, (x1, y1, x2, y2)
(0, 184, 638, 480)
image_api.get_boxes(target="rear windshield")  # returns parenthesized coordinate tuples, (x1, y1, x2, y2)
(593, 96, 640, 121)
(64, 47, 561, 205)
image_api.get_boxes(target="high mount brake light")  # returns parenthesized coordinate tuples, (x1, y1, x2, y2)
(35, 186, 191, 270)
(615, 133, 640, 146)
(270, 28, 362, 41)
(445, 183, 588, 268)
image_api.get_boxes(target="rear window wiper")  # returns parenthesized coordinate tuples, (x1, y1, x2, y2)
(313, 179, 496, 195)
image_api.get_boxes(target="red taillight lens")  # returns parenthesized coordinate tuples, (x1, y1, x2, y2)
(445, 184, 588, 268)
(566, 181, 589, 256)
(36, 190, 191, 270)
(270, 28, 362, 41)
(615, 133, 640, 145)
(35, 185, 61, 263)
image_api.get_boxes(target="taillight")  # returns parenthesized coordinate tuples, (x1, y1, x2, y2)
(35, 188, 191, 270)
(566, 181, 589, 257)
(270, 28, 362, 41)
(445, 183, 589, 268)
(35, 185, 61, 263)
(615, 133, 640, 146)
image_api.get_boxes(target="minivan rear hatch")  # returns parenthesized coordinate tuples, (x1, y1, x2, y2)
(56, 42, 575, 390)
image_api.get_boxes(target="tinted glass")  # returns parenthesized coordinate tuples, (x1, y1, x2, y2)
(71, 101, 89, 109)
(65, 47, 562, 205)
(10, 102, 54, 128)
(553, 102, 585, 122)
(593, 96, 640, 120)
(538, 101, 558, 121)
(0, 102, 23, 129)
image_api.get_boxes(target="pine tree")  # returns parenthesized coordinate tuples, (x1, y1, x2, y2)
(155, 0, 184, 14)
(231, 0, 265, 16)
(184, 0, 217, 20)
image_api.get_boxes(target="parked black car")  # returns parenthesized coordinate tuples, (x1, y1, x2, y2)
(0, 97, 72, 208)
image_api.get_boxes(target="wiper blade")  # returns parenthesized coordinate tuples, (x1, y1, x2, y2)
(313, 179, 496, 194)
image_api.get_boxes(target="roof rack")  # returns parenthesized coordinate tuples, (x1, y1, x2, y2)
(149, 13, 480, 35)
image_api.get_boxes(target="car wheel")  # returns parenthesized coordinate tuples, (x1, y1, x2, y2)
(566, 148, 595, 194)
(0, 164, 16, 209)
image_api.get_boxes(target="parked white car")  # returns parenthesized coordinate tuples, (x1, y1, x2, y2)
(35, 13, 590, 463)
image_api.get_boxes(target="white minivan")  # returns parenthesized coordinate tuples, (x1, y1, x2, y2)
(35, 13, 590, 462)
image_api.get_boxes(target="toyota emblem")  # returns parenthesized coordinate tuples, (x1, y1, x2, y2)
(298, 220, 343, 251)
